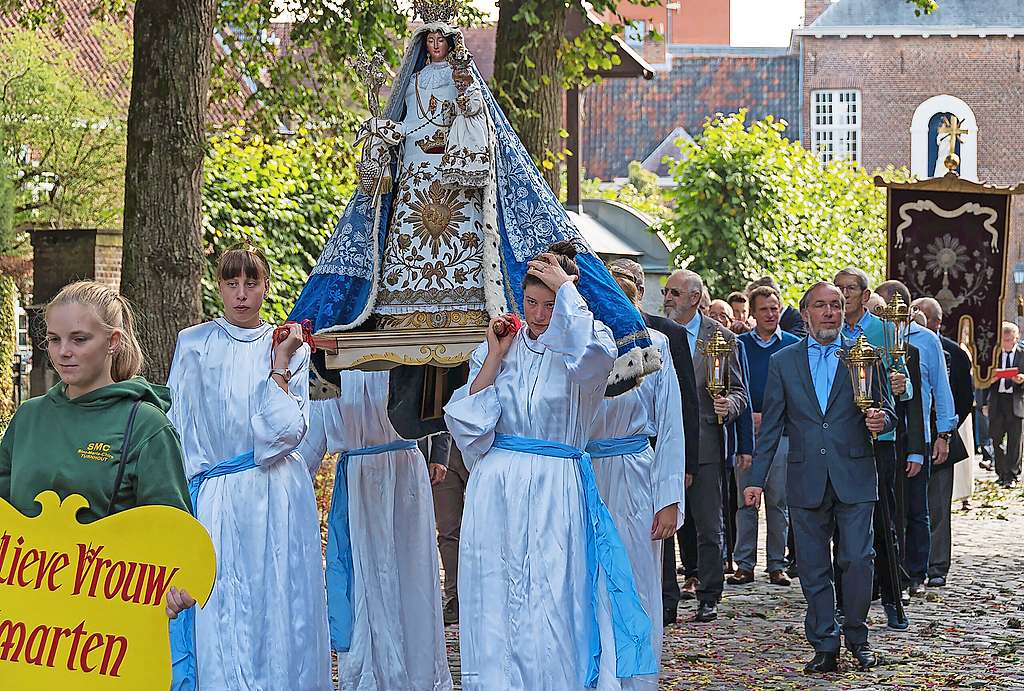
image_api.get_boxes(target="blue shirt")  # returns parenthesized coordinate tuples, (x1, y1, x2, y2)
(807, 337, 841, 414)
(682, 311, 701, 358)
(841, 309, 873, 341)
(752, 326, 783, 348)
(908, 323, 958, 444)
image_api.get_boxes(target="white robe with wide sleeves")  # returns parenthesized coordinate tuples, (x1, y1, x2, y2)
(589, 329, 686, 690)
(296, 371, 452, 691)
(444, 282, 618, 690)
(168, 318, 330, 691)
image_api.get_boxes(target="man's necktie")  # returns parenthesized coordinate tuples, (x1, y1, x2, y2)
(811, 343, 839, 414)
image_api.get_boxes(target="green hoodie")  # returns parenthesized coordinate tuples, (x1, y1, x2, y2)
(0, 377, 191, 523)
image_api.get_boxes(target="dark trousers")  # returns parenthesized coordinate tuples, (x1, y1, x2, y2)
(686, 462, 725, 603)
(662, 534, 681, 613)
(989, 392, 1023, 482)
(902, 446, 931, 583)
(432, 446, 468, 603)
(927, 462, 954, 579)
(792, 480, 875, 653)
(872, 441, 903, 605)
(676, 497, 698, 579)
(724, 466, 738, 565)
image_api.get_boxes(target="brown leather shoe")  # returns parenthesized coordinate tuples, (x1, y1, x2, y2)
(769, 570, 792, 586)
(681, 576, 698, 600)
(726, 569, 754, 585)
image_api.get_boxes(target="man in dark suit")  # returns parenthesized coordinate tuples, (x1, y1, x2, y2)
(744, 282, 894, 673)
(912, 297, 974, 587)
(664, 269, 747, 623)
(981, 321, 1024, 487)
(607, 259, 699, 626)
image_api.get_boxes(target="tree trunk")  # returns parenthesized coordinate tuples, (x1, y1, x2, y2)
(121, 0, 216, 383)
(493, 0, 565, 192)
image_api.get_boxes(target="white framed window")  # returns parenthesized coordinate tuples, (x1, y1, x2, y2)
(811, 90, 860, 164)
(625, 20, 646, 49)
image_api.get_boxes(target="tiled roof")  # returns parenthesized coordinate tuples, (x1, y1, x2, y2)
(581, 53, 800, 180)
(807, 0, 1024, 31)
(0, 0, 253, 126)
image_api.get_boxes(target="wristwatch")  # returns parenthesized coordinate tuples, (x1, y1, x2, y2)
(936, 431, 952, 441)
(271, 368, 292, 380)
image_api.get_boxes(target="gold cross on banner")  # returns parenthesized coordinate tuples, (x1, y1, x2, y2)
(938, 115, 970, 150)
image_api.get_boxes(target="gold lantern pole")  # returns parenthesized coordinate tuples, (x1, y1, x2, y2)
(838, 335, 881, 439)
(878, 292, 911, 372)
(698, 330, 735, 425)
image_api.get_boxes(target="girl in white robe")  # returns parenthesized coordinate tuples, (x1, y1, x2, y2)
(444, 243, 656, 690)
(296, 370, 453, 691)
(168, 246, 330, 690)
(588, 326, 685, 691)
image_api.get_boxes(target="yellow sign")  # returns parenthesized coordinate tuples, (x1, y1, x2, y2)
(0, 492, 216, 689)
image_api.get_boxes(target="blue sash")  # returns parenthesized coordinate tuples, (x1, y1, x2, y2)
(585, 434, 650, 459)
(491, 434, 657, 687)
(327, 439, 418, 653)
(170, 450, 258, 691)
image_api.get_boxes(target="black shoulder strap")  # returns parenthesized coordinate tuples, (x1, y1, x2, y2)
(107, 399, 143, 517)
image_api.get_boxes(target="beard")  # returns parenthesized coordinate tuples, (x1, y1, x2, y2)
(812, 326, 841, 342)
(663, 304, 684, 323)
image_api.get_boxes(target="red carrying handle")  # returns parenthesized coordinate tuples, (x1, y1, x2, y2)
(273, 319, 317, 353)
(492, 313, 522, 338)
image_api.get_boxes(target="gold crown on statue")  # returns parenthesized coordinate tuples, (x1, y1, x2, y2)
(413, 0, 459, 24)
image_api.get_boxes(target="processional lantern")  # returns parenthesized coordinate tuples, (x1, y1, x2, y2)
(838, 335, 881, 438)
(698, 331, 734, 424)
(878, 293, 911, 372)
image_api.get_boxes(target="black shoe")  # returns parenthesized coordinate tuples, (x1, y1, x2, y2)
(694, 601, 718, 622)
(848, 642, 879, 670)
(443, 597, 459, 626)
(909, 579, 924, 596)
(803, 651, 838, 673)
(927, 575, 946, 588)
(883, 604, 909, 630)
(786, 562, 799, 579)
(663, 607, 678, 627)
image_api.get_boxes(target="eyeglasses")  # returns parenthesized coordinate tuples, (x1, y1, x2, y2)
(835, 284, 864, 294)
(662, 287, 699, 298)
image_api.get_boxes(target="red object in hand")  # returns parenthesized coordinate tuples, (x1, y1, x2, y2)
(493, 314, 522, 338)
(273, 319, 316, 352)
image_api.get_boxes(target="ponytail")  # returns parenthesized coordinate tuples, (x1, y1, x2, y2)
(46, 281, 145, 381)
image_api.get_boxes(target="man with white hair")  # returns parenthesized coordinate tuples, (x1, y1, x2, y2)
(663, 269, 749, 623)
(911, 296, 975, 587)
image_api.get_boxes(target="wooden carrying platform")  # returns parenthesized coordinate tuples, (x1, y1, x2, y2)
(313, 326, 488, 371)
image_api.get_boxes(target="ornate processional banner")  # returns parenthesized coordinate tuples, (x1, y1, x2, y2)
(881, 175, 1023, 385)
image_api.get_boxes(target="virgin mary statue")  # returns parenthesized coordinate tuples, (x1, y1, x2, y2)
(288, 0, 660, 397)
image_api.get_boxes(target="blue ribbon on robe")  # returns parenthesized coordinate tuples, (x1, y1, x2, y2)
(326, 439, 418, 653)
(585, 435, 650, 459)
(170, 450, 258, 691)
(490, 433, 657, 687)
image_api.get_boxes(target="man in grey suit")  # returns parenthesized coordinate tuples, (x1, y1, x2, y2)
(744, 282, 894, 673)
(663, 269, 748, 623)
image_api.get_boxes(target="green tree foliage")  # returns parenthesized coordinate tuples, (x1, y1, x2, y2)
(0, 25, 129, 240)
(201, 127, 357, 323)
(659, 111, 910, 304)
(578, 161, 671, 221)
